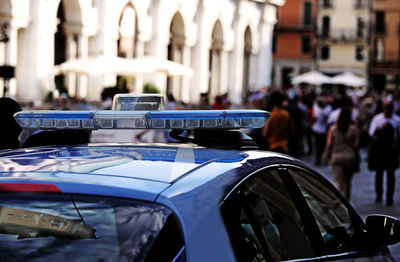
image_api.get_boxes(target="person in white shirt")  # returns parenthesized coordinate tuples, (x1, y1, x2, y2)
(368, 100, 400, 206)
(312, 98, 332, 165)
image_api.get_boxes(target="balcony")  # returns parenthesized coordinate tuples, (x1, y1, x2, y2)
(275, 24, 314, 33)
(319, 28, 366, 43)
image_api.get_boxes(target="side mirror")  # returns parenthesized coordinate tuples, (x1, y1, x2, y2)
(365, 215, 400, 246)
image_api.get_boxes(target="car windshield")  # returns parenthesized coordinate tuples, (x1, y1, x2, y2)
(0, 194, 180, 262)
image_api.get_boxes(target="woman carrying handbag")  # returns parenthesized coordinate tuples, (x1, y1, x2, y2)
(324, 107, 360, 200)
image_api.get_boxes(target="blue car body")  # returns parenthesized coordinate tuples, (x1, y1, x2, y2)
(0, 144, 397, 261)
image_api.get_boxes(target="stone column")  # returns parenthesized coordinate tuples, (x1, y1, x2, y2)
(171, 44, 183, 101)
(190, 21, 210, 104)
(181, 44, 191, 103)
(209, 49, 221, 101)
(219, 48, 229, 95)
(257, 23, 274, 88)
(228, 22, 244, 105)
(146, 0, 168, 95)
(256, 5, 278, 89)
(133, 39, 145, 94)
(77, 34, 89, 98)
(65, 33, 77, 97)
(4, 24, 18, 97)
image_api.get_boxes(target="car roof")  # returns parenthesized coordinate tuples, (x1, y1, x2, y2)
(0, 143, 273, 200)
(0, 144, 250, 182)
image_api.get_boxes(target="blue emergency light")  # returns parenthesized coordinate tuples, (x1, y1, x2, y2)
(14, 94, 270, 130)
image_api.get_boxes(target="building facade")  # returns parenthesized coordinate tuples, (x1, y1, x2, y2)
(0, 0, 285, 106)
(369, 0, 400, 92)
(316, 0, 370, 78)
(273, 0, 318, 89)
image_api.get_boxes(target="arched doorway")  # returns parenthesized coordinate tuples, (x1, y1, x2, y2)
(208, 20, 223, 103)
(242, 26, 252, 102)
(167, 12, 185, 100)
(117, 4, 137, 93)
(54, 0, 83, 98)
(118, 4, 137, 58)
(54, 2, 68, 96)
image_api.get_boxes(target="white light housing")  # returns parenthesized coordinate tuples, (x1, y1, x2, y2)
(112, 94, 164, 111)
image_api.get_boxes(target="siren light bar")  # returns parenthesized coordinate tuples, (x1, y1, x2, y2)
(14, 109, 269, 130)
(14, 94, 270, 130)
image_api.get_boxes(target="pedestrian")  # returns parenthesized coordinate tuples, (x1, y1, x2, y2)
(211, 95, 227, 110)
(312, 97, 331, 165)
(368, 100, 400, 206)
(324, 107, 360, 200)
(0, 97, 22, 149)
(286, 93, 306, 157)
(262, 91, 294, 155)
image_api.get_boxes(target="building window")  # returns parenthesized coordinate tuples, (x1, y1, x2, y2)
(322, 0, 332, 8)
(282, 67, 294, 88)
(355, 46, 364, 61)
(357, 17, 365, 38)
(272, 34, 277, 54)
(301, 36, 312, 54)
(354, 0, 365, 9)
(321, 46, 330, 60)
(322, 16, 330, 38)
(303, 2, 313, 26)
(375, 11, 385, 34)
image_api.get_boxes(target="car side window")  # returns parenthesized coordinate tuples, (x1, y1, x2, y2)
(288, 168, 356, 254)
(221, 168, 315, 261)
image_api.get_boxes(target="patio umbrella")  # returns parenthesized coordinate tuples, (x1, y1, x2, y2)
(291, 70, 332, 85)
(331, 71, 367, 87)
(134, 56, 193, 77)
(54, 55, 193, 77)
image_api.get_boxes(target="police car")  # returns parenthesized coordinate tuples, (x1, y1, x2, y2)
(0, 94, 399, 262)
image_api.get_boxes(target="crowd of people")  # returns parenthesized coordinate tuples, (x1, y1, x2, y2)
(1, 87, 400, 206)
(252, 87, 400, 206)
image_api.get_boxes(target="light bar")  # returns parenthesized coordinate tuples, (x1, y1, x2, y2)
(14, 110, 270, 130)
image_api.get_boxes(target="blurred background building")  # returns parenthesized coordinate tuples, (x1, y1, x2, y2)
(272, 0, 318, 89)
(0, 0, 285, 106)
(369, 0, 400, 93)
(316, 0, 369, 78)
(272, 0, 400, 94)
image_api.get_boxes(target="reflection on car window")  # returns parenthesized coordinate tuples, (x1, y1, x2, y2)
(221, 169, 314, 261)
(0, 195, 183, 262)
(288, 169, 355, 253)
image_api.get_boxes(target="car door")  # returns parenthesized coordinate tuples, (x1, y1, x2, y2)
(220, 164, 395, 261)
(284, 165, 395, 261)
(220, 166, 317, 261)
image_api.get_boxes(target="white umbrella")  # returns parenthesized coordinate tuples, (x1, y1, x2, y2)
(291, 70, 332, 85)
(134, 56, 193, 77)
(54, 55, 193, 77)
(331, 71, 367, 86)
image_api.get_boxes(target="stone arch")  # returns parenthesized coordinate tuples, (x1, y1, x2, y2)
(170, 12, 185, 43)
(242, 26, 252, 101)
(166, 12, 185, 99)
(208, 20, 224, 102)
(61, 0, 82, 24)
(54, 0, 85, 97)
(118, 3, 138, 58)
